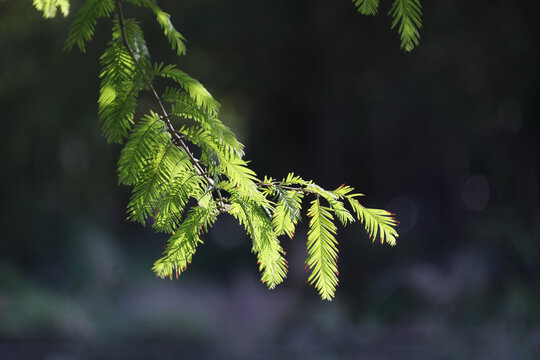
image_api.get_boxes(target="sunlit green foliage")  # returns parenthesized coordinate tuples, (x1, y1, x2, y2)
(153, 193, 219, 279)
(124, 0, 187, 55)
(33, 0, 70, 18)
(228, 187, 288, 289)
(307, 198, 339, 300)
(99, 19, 151, 143)
(64, 0, 114, 51)
(34, 0, 405, 300)
(349, 199, 399, 246)
(156, 64, 220, 117)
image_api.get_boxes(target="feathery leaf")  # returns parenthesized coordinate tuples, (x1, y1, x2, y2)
(98, 19, 151, 143)
(282, 172, 309, 187)
(152, 167, 204, 233)
(167, 89, 244, 158)
(389, 0, 422, 52)
(156, 64, 220, 117)
(182, 125, 263, 203)
(127, 140, 190, 225)
(228, 192, 288, 288)
(65, 0, 115, 52)
(306, 198, 339, 301)
(306, 183, 355, 226)
(32, 0, 70, 18)
(348, 198, 399, 245)
(271, 188, 304, 238)
(125, 0, 187, 56)
(153, 195, 218, 279)
(118, 112, 169, 185)
(353, 0, 379, 16)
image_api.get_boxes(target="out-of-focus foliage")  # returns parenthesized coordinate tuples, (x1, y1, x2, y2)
(32, 0, 70, 18)
(353, 0, 423, 51)
(64, 0, 115, 51)
(35, 0, 424, 48)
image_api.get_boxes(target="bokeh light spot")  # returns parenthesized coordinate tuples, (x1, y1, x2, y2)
(462, 175, 490, 211)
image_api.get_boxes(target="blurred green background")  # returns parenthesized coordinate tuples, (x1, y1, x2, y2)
(1, 0, 540, 358)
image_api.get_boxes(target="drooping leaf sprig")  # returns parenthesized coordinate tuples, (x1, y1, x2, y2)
(33, 0, 403, 300)
(32, 0, 70, 18)
(354, 0, 423, 51)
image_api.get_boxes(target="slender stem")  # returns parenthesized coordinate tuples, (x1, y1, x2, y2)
(257, 182, 318, 195)
(115, 0, 226, 209)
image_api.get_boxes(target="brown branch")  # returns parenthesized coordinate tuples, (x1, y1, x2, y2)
(257, 182, 318, 195)
(115, 0, 226, 209)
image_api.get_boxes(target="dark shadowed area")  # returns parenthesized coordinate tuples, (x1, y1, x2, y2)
(1, 0, 540, 358)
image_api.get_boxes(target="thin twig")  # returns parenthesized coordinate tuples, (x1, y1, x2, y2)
(257, 182, 318, 195)
(115, 0, 226, 210)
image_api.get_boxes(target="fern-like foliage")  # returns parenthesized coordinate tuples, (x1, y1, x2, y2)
(124, 0, 187, 56)
(353, 0, 423, 52)
(228, 188, 288, 289)
(164, 88, 244, 158)
(153, 193, 218, 279)
(33, 0, 70, 18)
(37, 0, 406, 300)
(117, 112, 167, 186)
(156, 64, 220, 117)
(268, 185, 304, 238)
(348, 197, 399, 245)
(389, 0, 422, 52)
(99, 19, 151, 143)
(353, 0, 379, 16)
(64, 0, 115, 52)
(127, 139, 188, 225)
(151, 166, 203, 233)
(307, 198, 339, 300)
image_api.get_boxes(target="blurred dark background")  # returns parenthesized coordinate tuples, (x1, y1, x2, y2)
(1, 0, 540, 358)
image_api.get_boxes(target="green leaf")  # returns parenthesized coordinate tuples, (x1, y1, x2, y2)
(65, 0, 115, 52)
(153, 195, 218, 279)
(154, 8, 187, 56)
(152, 166, 204, 233)
(306, 198, 339, 301)
(228, 192, 288, 289)
(305, 183, 355, 226)
(98, 36, 136, 142)
(352, 0, 379, 16)
(118, 112, 169, 186)
(347, 198, 399, 245)
(125, 0, 187, 56)
(156, 64, 220, 117)
(182, 125, 263, 203)
(389, 0, 422, 52)
(167, 89, 244, 158)
(98, 19, 152, 143)
(32, 0, 70, 18)
(331, 184, 362, 198)
(180, 125, 250, 182)
(218, 157, 260, 195)
(271, 188, 304, 238)
(282, 172, 308, 187)
(127, 141, 190, 225)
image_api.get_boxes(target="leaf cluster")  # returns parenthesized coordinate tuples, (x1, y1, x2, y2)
(32, 0, 70, 18)
(353, 0, 423, 51)
(34, 0, 403, 300)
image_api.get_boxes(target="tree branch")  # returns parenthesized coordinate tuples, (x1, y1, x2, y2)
(257, 182, 318, 195)
(114, 0, 226, 209)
